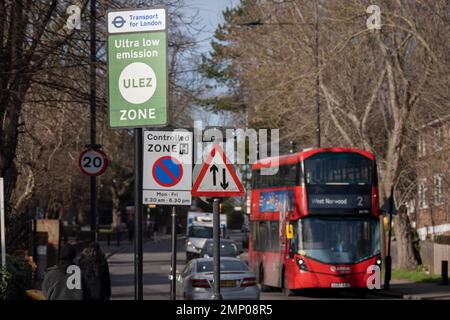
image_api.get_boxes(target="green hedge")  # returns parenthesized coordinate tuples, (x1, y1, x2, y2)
(0, 255, 33, 300)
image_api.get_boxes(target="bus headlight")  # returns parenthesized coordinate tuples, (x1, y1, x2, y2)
(376, 258, 382, 266)
(297, 258, 308, 271)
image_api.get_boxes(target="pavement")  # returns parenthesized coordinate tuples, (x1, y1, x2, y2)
(373, 279, 450, 300)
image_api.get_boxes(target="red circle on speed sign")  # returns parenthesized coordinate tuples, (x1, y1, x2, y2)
(79, 149, 108, 176)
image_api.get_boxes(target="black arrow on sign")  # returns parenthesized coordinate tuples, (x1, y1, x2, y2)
(210, 165, 219, 185)
(220, 168, 229, 190)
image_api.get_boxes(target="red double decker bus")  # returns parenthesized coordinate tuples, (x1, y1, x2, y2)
(248, 148, 381, 295)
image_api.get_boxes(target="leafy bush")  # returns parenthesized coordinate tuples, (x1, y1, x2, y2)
(0, 255, 33, 300)
(0, 267, 12, 300)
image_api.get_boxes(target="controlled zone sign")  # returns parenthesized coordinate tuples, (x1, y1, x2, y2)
(107, 7, 168, 128)
(192, 144, 244, 197)
(143, 131, 193, 205)
(79, 149, 108, 176)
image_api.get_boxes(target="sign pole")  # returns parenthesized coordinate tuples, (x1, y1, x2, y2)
(134, 128, 144, 300)
(170, 206, 177, 300)
(89, 0, 98, 243)
(0, 178, 5, 268)
(212, 198, 222, 300)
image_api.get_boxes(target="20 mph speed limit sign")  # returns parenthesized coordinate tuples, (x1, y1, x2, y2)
(79, 149, 108, 176)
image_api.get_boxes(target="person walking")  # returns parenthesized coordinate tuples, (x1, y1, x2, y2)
(42, 243, 83, 300)
(78, 242, 111, 300)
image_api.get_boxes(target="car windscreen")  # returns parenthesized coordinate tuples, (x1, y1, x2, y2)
(196, 260, 248, 273)
(188, 226, 213, 238)
(204, 242, 238, 256)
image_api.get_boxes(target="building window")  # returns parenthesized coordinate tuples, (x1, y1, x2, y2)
(418, 178, 428, 209)
(433, 174, 444, 206)
(434, 126, 443, 151)
(418, 134, 426, 157)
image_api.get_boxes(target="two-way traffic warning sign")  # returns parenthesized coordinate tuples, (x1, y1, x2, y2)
(192, 144, 244, 197)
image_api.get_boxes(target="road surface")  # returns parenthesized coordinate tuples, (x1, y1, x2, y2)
(107, 230, 394, 300)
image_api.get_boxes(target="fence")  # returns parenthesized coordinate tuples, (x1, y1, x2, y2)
(420, 240, 450, 275)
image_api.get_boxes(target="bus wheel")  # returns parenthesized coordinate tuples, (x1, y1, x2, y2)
(282, 270, 295, 297)
(258, 266, 270, 292)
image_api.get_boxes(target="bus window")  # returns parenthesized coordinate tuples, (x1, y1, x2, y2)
(304, 152, 373, 185)
(252, 164, 300, 189)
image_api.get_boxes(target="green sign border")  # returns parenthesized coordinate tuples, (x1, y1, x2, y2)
(106, 7, 169, 129)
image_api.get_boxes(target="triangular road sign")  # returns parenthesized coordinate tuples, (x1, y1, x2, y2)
(192, 144, 244, 197)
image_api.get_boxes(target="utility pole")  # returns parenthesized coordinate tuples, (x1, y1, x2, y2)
(89, 0, 98, 242)
(314, 0, 321, 148)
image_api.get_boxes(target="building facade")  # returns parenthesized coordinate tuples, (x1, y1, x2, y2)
(414, 116, 450, 240)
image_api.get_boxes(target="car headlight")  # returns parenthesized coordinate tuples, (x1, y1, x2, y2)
(187, 241, 192, 247)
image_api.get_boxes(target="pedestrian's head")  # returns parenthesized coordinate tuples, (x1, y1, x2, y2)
(59, 243, 76, 264)
(88, 242, 101, 252)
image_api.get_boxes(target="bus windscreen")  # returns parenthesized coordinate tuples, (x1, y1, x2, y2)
(292, 217, 380, 264)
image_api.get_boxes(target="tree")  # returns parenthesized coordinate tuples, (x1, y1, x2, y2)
(6, 0, 205, 246)
(201, 0, 450, 268)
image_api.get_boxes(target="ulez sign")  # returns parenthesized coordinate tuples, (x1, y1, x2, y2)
(107, 7, 168, 128)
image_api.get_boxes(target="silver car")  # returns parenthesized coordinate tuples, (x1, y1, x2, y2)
(176, 257, 260, 300)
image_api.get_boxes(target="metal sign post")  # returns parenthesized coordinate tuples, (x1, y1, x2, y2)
(90, 0, 98, 243)
(134, 128, 143, 300)
(212, 198, 222, 300)
(170, 206, 177, 300)
(0, 178, 5, 268)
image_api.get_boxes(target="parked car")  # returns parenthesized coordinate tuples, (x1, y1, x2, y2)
(176, 257, 260, 300)
(200, 239, 242, 259)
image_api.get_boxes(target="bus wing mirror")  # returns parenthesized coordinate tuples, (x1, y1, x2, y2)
(286, 224, 294, 240)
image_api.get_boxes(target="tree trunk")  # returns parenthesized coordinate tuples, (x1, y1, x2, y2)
(393, 209, 418, 269)
(0, 90, 27, 217)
